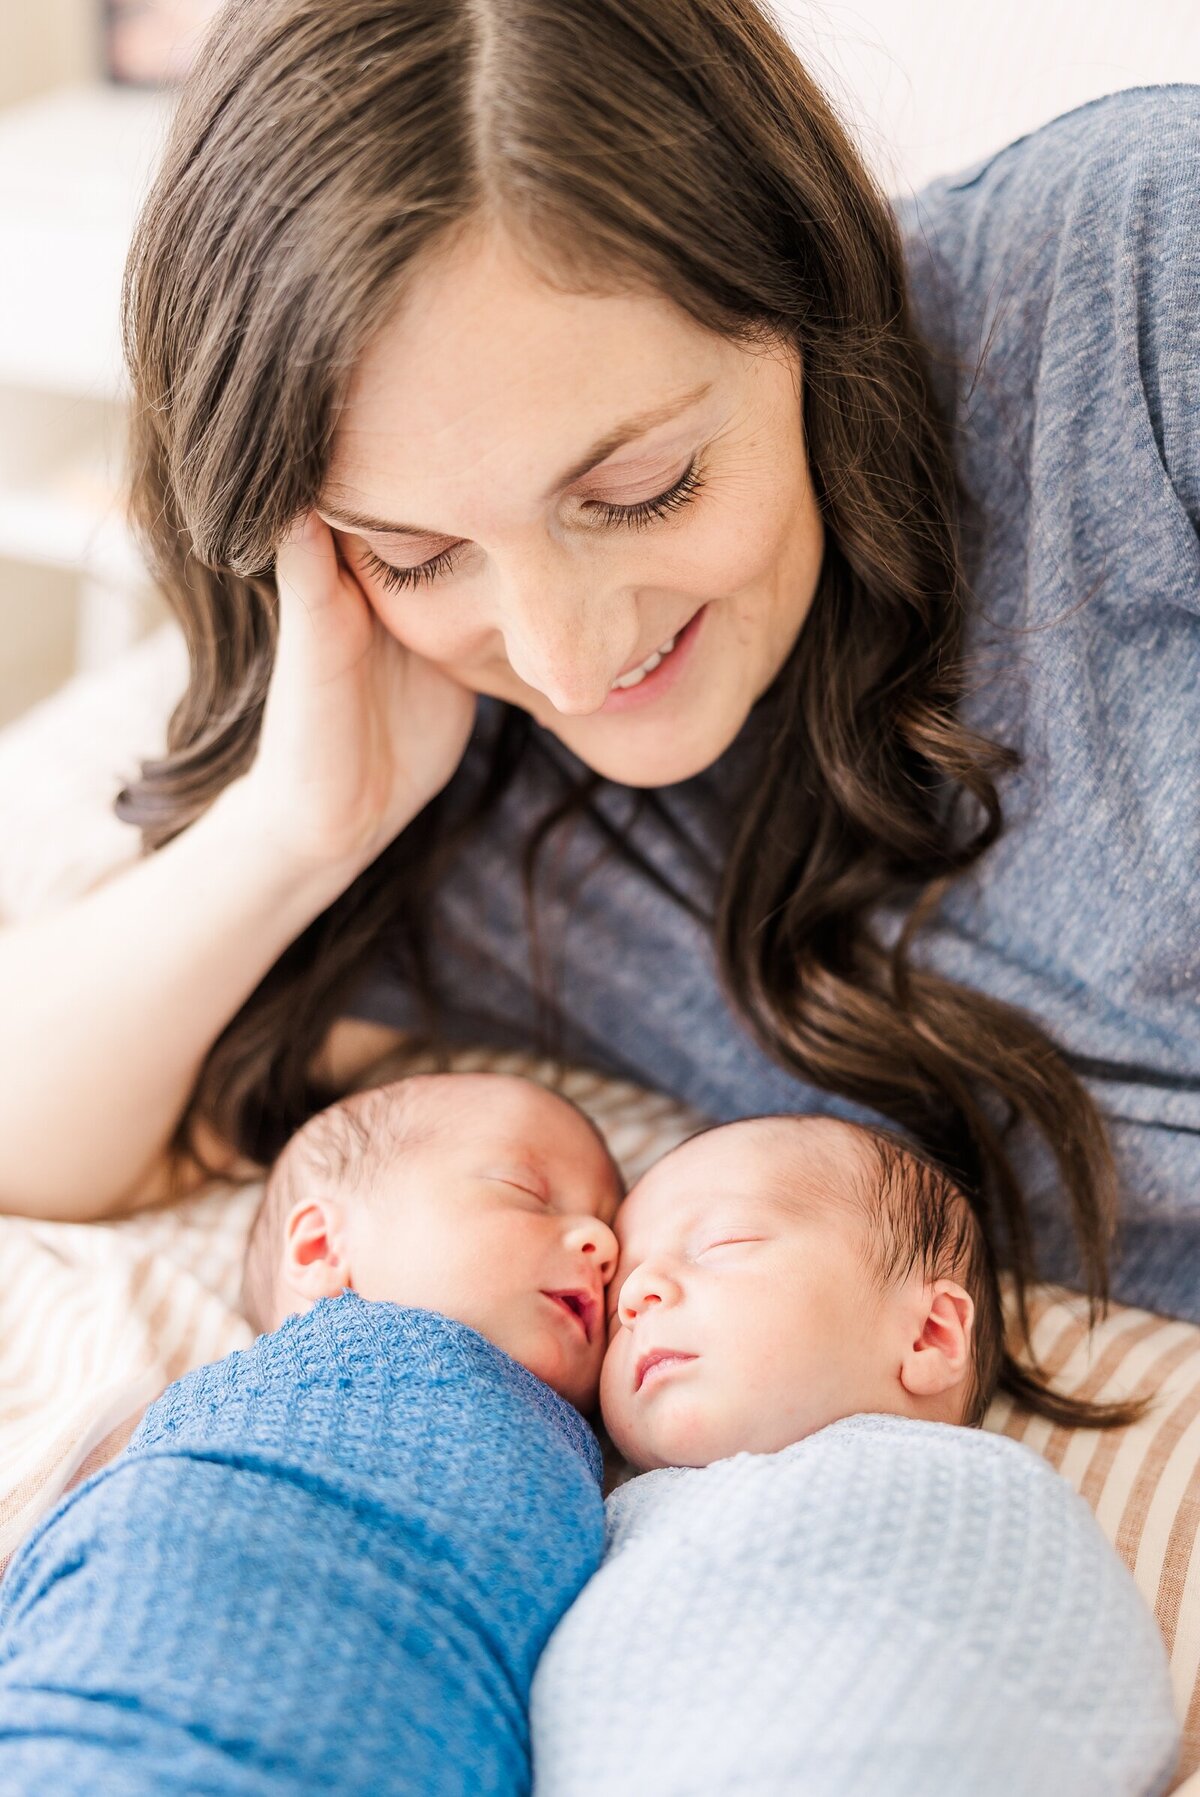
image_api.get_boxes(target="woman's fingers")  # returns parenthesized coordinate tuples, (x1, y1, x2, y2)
(250, 505, 475, 871)
(273, 511, 373, 682)
(275, 508, 337, 612)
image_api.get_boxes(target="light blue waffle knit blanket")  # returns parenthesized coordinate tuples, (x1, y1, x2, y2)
(0, 1293, 604, 1795)
(531, 1413, 1179, 1795)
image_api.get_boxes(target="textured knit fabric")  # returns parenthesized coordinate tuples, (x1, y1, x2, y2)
(0, 1295, 604, 1796)
(530, 1414, 1180, 1796)
(350, 86, 1200, 1322)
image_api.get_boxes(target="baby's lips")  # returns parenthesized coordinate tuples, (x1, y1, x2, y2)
(543, 1288, 599, 1345)
(634, 1348, 698, 1392)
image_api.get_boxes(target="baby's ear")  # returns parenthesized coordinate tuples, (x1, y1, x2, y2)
(898, 1280, 974, 1400)
(280, 1196, 355, 1305)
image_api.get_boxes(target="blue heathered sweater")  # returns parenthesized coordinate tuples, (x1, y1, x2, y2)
(0, 1294, 604, 1795)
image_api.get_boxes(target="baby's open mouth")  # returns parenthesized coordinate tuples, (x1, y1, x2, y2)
(543, 1290, 596, 1344)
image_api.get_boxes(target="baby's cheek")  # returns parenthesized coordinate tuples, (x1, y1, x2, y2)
(598, 1349, 630, 1437)
(598, 1351, 664, 1470)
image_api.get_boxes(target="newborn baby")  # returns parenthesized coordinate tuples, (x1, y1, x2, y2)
(532, 1115, 1180, 1797)
(0, 1072, 621, 1796)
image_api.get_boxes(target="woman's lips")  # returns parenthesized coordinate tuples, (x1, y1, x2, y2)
(635, 1349, 698, 1392)
(598, 604, 708, 714)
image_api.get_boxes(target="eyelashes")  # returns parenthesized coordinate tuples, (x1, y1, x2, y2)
(490, 1176, 551, 1204)
(358, 457, 706, 596)
(585, 457, 705, 530)
(361, 542, 459, 594)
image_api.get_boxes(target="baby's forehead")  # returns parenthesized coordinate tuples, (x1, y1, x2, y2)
(617, 1115, 870, 1244)
(364, 1072, 604, 1154)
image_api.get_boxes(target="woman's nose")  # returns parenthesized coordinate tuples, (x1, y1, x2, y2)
(503, 624, 614, 715)
(494, 563, 635, 715)
(616, 1262, 679, 1323)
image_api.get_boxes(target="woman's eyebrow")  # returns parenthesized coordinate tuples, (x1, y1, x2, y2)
(319, 379, 713, 537)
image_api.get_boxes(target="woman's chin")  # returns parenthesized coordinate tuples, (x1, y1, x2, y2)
(557, 708, 747, 788)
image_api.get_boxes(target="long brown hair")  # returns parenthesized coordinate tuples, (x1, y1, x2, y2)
(118, 0, 1138, 1427)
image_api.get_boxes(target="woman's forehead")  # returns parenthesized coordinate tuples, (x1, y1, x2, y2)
(323, 228, 747, 524)
(343, 223, 713, 415)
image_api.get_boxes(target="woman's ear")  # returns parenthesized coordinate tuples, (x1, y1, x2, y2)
(899, 1279, 974, 1400)
(279, 1194, 355, 1306)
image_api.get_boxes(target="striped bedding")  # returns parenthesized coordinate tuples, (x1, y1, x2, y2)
(3, 628, 1200, 1791)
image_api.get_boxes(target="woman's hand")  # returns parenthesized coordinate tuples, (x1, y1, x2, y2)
(241, 511, 478, 876)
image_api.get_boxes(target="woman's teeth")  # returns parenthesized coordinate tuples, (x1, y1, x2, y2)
(609, 633, 678, 692)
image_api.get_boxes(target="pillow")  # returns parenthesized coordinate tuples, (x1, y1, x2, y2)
(983, 1284, 1200, 1788)
(2, 637, 1197, 1788)
(0, 1045, 1197, 1788)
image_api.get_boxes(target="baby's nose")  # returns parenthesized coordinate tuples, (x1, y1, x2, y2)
(568, 1216, 619, 1276)
(617, 1265, 674, 1321)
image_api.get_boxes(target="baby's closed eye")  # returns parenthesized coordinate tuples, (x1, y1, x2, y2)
(481, 1168, 550, 1202)
(695, 1236, 763, 1257)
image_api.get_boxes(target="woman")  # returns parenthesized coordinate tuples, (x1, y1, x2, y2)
(0, 0, 1196, 1358)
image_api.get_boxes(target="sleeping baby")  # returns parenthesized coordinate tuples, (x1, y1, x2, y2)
(0, 1081, 1179, 1796)
(531, 1113, 1181, 1797)
(0, 1071, 621, 1795)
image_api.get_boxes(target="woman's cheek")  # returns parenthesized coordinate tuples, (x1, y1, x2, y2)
(364, 584, 434, 651)
(666, 481, 798, 603)
(353, 563, 468, 662)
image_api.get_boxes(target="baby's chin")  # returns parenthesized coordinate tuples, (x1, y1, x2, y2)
(602, 1402, 721, 1473)
(531, 1356, 602, 1417)
(561, 1375, 602, 1416)
(604, 1387, 852, 1470)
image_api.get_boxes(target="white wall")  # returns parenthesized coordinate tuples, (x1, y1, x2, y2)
(776, 1, 1200, 195)
(0, 0, 93, 109)
(0, 2, 110, 726)
(1, 0, 1196, 726)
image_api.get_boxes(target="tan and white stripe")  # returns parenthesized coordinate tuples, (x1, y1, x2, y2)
(982, 1287, 1200, 1789)
(2, 1067, 1199, 1788)
(6, 618, 1196, 1777)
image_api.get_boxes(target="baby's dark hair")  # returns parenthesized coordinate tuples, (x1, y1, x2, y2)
(753, 1115, 1148, 1432)
(846, 1128, 1001, 1428)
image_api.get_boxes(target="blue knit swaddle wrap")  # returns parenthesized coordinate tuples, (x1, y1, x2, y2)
(0, 1294, 604, 1795)
(532, 1414, 1179, 1795)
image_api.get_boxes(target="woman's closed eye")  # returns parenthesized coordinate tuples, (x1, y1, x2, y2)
(357, 457, 706, 595)
(361, 543, 459, 594)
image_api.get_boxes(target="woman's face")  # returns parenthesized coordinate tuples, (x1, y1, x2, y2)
(320, 225, 825, 786)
